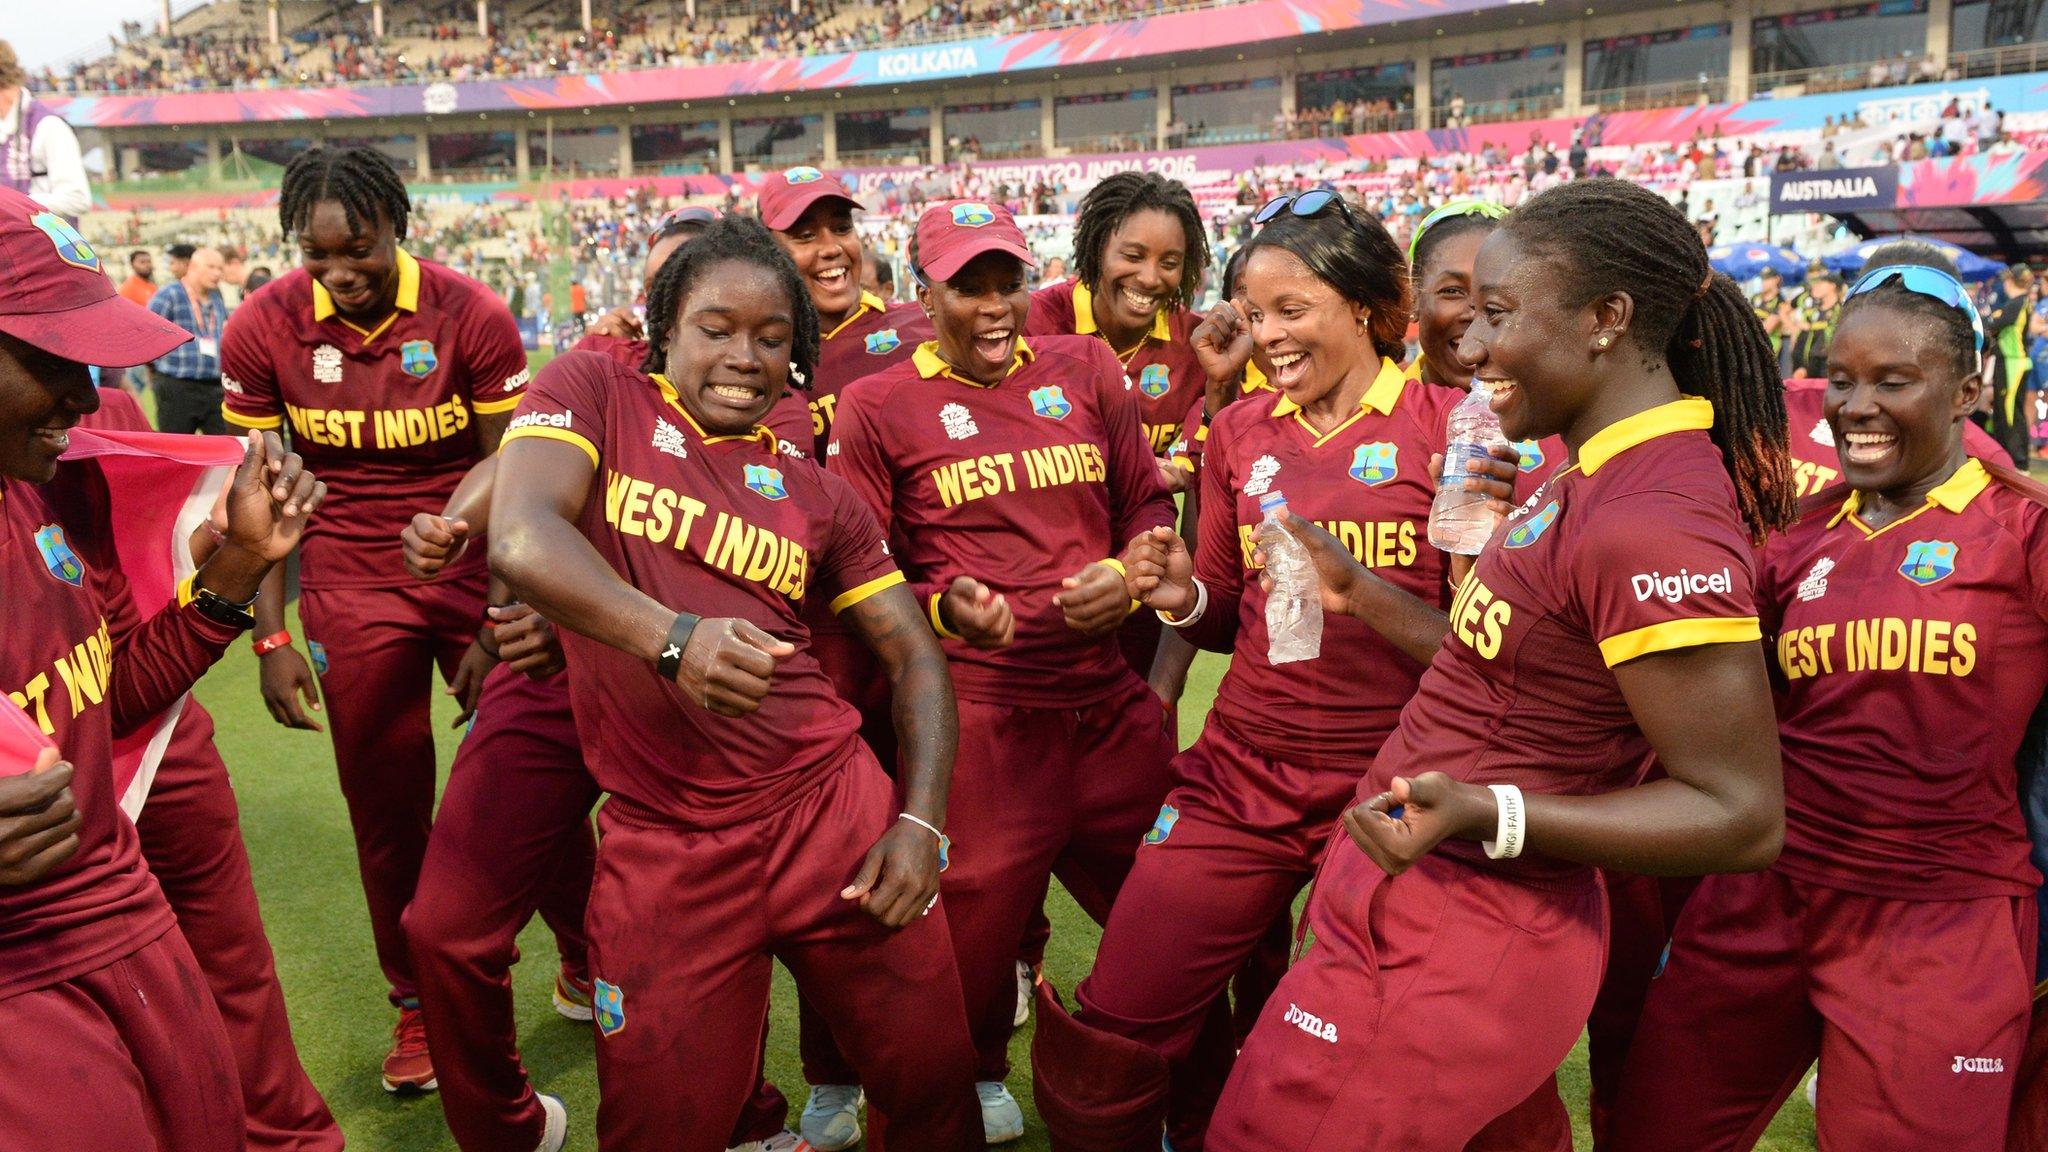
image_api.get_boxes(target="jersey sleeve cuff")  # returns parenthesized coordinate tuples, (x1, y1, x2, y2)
(829, 570, 906, 615)
(927, 591, 964, 640)
(222, 408, 284, 431)
(471, 394, 525, 415)
(1598, 616, 1762, 667)
(501, 424, 600, 469)
(175, 573, 197, 607)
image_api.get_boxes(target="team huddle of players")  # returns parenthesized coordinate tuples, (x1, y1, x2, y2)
(0, 142, 2042, 1152)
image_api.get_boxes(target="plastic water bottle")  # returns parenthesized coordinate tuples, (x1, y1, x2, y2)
(1429, 380, 1508, 555)
(1255, 491, 1322, 664)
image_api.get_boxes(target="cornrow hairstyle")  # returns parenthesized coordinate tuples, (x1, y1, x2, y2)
(1499, 178, 1795, 540)
(278, 146, 411, 243)
(1835, 280, 1980, 382)
(1411, 211, 1501, 284)
(1240, 207, 1413, 366)
(1862, 240, 1962, 279)
(640, 214, 820, 391)
(1072, 171, 1212, 310)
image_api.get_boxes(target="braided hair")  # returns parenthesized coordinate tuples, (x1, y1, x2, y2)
(640, 214, 820, 391)
(1499, 179, 1795, 540)
(1072, 172, 1211, 310)
(1240, 206, 1412, 366)
(1411, 211, 1500, 284)
(279, 147, 411, 243)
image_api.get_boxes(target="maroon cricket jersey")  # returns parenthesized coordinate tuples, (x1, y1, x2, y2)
(503, 351, 904, 828)
(219, 250, 529, 589)
(1027, 279, 1205, 456)
(1180, 359, 1460, 768)
(828, 335, 1177, 708)
(572, 328, 815, 459)
(1362, 398, 1763, 880)
(810, 293, 929, 458)
(1761, 457, 2048, 899)
(84, 388, 151, 434)
(0, 463, 241, 999)
(1781, 378, 2014, 498)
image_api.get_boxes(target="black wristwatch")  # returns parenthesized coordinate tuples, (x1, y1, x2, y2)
(190, 583, 258, 631)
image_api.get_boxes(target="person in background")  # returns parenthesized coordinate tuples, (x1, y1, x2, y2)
(118, 250, 157, 308)
(244, 265, 273, 296)
(1982, 264, 2036, 465)
(1790, 272, 1843, 380)
(220, 248, 249, 309)
(0, 40, 90, 220)
(1752, 266, 1796, 377)
(147, 245, 229, 435)
(167, 242, 194, 283)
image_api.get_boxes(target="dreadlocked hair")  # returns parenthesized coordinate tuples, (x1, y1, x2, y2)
(279, 147, 411, 243)
(1241, 206, 1412, 366)
(640, 214, 820, 391)
(1072, 172, 1211, 310)
(1500, 179, 1795, 540)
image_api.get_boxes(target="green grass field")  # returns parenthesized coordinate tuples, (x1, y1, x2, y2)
(190, 347, 1817, 1150)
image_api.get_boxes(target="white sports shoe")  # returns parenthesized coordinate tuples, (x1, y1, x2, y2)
(535, 1094, 568, 1152)
(978, 1081, 1025, 1144)
(799, 1085, 864, 1151)
(727, 1132, 801, 1152)
(1014, 960, 1034, 1027)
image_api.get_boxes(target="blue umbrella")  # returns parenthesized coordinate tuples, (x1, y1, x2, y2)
(1708, 243, 1808, 283)
(1821, 234, 2006, 282)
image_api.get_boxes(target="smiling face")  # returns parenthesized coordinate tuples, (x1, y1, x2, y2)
(1823, 301, 1978, 499)
(660, 258, 796, 436)
(1091, 208, 1186, 342)
(919, 250, 1030, 385)
(1240, 246, 1369, 410)
(775, 202, 862, 327)
(298, 201, 400, 322)
(0, 332, 100, 483)
(1415, 227, 1488, 391)
(1458, 230, 1603, 443)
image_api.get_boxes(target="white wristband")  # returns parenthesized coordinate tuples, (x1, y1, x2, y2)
(1482, 784, 1526, 860)
(897, 811, 944, 841)
(1158, 579, 1209, 628)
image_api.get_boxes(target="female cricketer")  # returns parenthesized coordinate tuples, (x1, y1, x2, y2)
(489, 215, 980, 1151)
(218, 146, 560, 1091)
(1031, 195, 1461, 1148)
(828, 198, 1179, 1139)
(1610, 263, 2048, 1151)
(1170, 179, 1796, 1150)
(0, 184, 324, 1151)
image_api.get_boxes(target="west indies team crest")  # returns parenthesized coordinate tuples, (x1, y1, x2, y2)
(1349, 442, 1399, 487)
(399, 340, 438, 378)
(865, 328, 902, 355)
(33, 525, 84, 586)
(1899, 539, 1958, 586)
(1143, 804, 1180, 845)
(1029, 386, 1072, 420)
(783, 165, 824, 184)
(951, 202, 997, 228)
(1137, 364, 1171, 399)
(743, 463, 789, 501)
(593, 979, 626, 1037)
(1504, 500, 1560, 549)
(1512, 440, 1545, 473)
(30, 212, 98, 272)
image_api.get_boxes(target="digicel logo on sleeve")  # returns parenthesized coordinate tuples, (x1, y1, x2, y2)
(1630, 567, 1733, 604)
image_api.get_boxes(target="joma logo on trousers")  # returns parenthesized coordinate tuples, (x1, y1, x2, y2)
(1283, 1003, 1338, 1043)
(1953, 1056, 2006, 1073)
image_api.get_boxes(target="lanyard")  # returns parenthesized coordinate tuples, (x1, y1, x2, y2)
(177, 283, 223, 344)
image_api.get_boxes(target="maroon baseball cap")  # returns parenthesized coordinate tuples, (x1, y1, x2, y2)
(756, 166, 862, 231)
(915, 200, 1038, 283)
(0, 187, 190, 368)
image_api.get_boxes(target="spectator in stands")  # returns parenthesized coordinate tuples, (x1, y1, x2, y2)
(146, 244, 229, 434)
(1975, 103, 2003, 152)
(119, 249, 158, 308)
(0, 40, 90, 220)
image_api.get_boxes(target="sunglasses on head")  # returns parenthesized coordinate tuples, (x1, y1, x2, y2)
(1253, 189, 1354, 227)
(1407, 199, 1509, 266)
(1845, 265, 1985, 354)
(648, 206, 716, 241)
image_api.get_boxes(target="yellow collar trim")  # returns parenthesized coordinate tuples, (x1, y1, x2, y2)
(1244, 362, 1270, 392)
(313, 247, 422, 326)
(1827, 456, 1992, 529)
(1579, 397, 1715, 476)
(911, 338, 1035, 386)
(1072, 281, 1173, 342)
(650, 373, 779, 450)
(1271, 357, 1407, 418)
(824, 291, 889, 341)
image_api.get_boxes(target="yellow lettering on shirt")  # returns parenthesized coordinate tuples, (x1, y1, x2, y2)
(288, 401, 472, 450)
(601, 469, 806, 597)
(1448, 575, 1512, 660)
(602, 469, 707, 552)
(285, 403, 369, 449)
(1776, 618, 1977, 679)
(1019, 443, 1107, 490)
(1236, 520, 1418, 571)
(930, 452, 1019, 508)
(810, 394, 838, 439)
(1144, 422, 1179, 453)
(8, 619, 113, 736)
(707, 511, 809, 600)
(1791, 458, 1840, 497)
